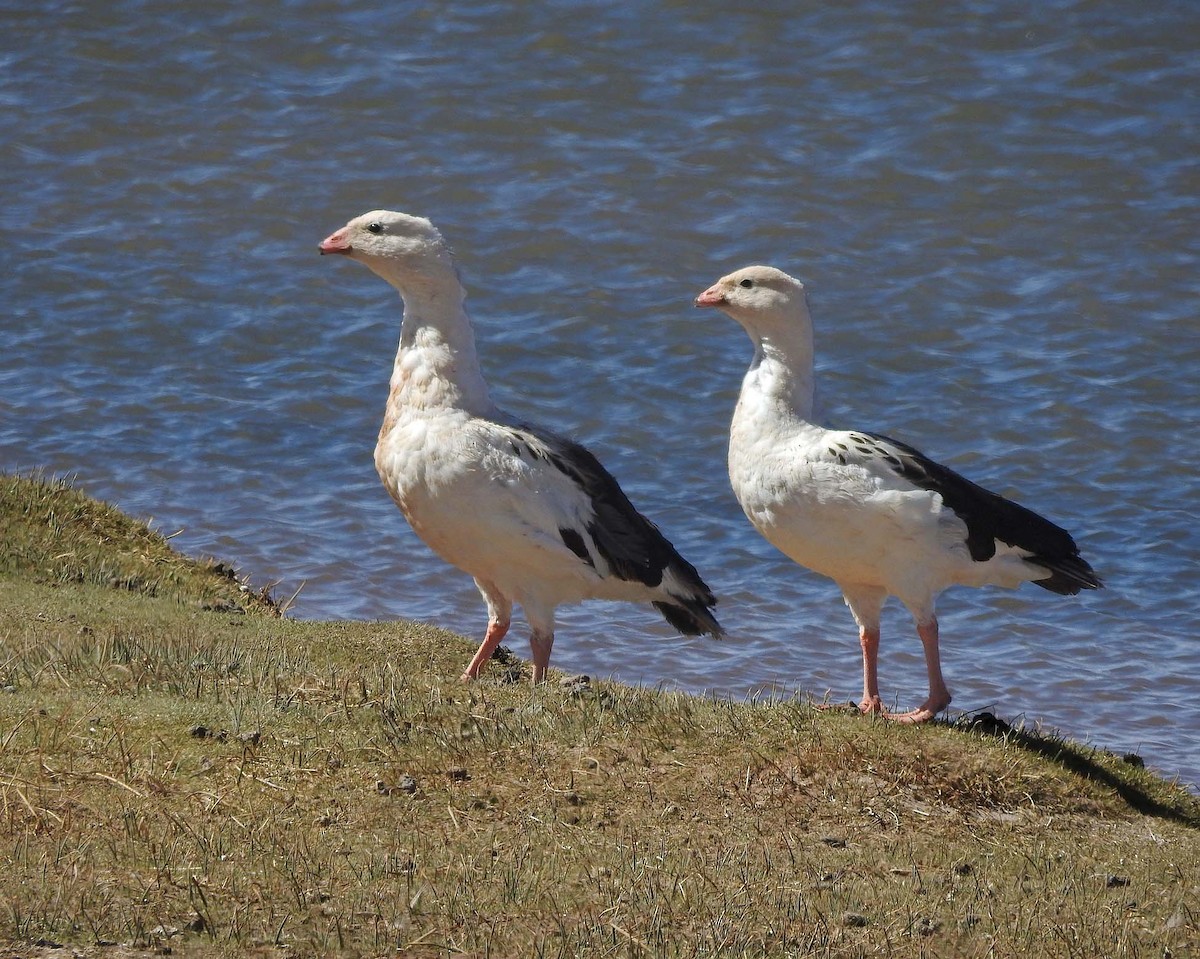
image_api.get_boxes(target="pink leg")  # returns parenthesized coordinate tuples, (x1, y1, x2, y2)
(528, 629, 554, 685)
(889, 617, 952, 724)
(858, 626, 884, 714)
(460, 616, 510, 681)
(838, 585, 887, 716)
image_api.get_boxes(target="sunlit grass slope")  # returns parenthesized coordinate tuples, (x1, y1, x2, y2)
(1, 474, 1196, 958)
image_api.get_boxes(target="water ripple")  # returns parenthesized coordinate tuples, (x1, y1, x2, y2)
(2, 0, 1197, 789)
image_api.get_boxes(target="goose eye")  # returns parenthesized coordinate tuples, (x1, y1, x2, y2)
(366, 221, 383, 234)
(739, 278, 754, 288)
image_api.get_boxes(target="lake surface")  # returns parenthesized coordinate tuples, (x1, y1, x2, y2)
(3, 0, 1198, 789)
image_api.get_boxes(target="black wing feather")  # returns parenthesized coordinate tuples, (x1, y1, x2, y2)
(507, 423, 722, 635)
(860, 431, 1102, 595)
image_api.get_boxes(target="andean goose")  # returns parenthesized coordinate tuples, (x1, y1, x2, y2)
(319, 210, 721, 683)
(695, 265, 1101, 722)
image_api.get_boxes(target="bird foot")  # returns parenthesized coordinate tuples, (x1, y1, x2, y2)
(884, 698, 949, 724)
(858, 696, 885, 715)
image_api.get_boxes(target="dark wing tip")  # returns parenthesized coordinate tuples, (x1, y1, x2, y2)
(653, 599, 724, 638)
(1028, 555, 1104, 595)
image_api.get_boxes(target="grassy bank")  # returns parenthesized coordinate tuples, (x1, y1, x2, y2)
(1, 474, 1197, 958)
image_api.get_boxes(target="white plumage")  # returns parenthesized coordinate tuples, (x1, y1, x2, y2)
(319, 210, 721, 683)
(696, 265, 1101, 722)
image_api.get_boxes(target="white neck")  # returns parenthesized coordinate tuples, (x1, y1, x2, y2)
(737, 305, 817, 424)
(376, 261, 493, 416)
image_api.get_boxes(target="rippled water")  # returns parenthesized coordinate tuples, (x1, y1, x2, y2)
(3, 1, 1198, 788)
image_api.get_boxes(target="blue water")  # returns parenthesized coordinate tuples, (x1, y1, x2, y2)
(2, 0, 1198, 789)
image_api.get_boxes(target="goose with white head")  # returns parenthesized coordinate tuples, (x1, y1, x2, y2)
(319, 210, 722, 683)
(696, 265, 1101, 722)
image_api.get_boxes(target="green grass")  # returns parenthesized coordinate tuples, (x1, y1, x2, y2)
(0, 472, 279, 615)
(1, 473, 1197, 958)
